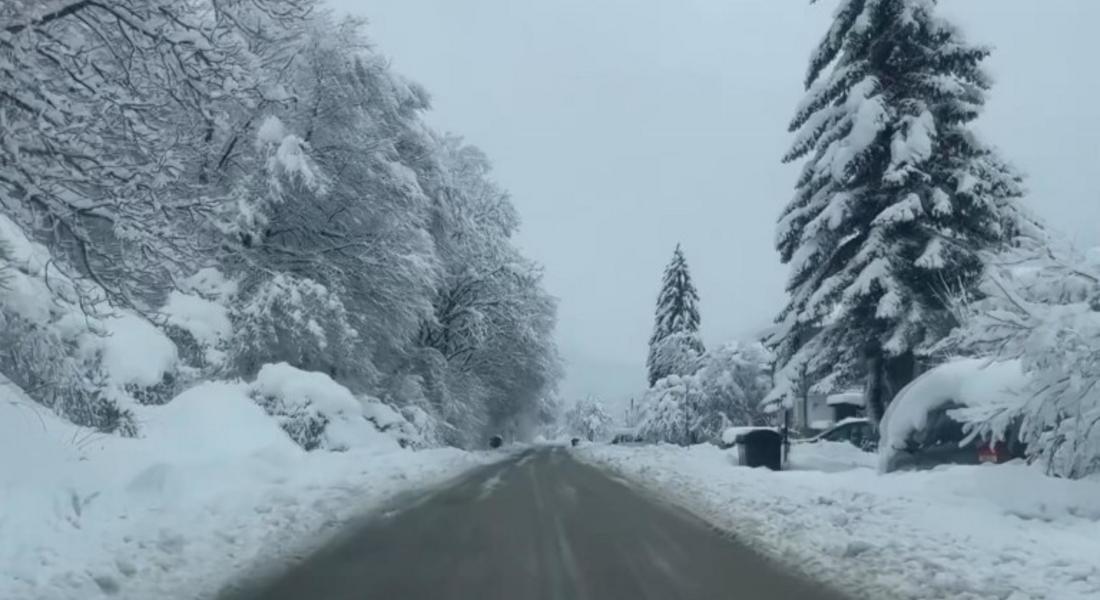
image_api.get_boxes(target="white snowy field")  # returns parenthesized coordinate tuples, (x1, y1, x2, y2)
(0, 379, 497, 600)
(577, 442, 1100, 600)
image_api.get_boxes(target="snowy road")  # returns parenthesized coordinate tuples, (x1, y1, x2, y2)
(223, 446, 852, 600)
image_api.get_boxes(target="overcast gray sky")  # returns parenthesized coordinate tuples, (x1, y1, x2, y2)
(329, 0, 1100, 418)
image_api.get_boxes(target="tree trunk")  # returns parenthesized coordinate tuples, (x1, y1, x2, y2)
(864, 343, 917, 428)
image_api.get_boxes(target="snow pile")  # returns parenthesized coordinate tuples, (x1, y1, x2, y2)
(789, 440, 878, 473)
(879, 358, 1027, 469)
(0, 377, 492, 600)
(579, 443, 1100, 600)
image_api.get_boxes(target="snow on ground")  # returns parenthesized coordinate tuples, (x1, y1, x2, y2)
(578, 442, 1100, 600)
(0, 378, 496, 600)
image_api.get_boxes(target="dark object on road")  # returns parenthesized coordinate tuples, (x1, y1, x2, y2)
(489, 435, 503, 449)
(221, 448, 854, 600)
(570, 437, 580, 447)
(735, 429, 783, 470)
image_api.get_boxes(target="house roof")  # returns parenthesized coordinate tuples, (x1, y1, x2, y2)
(826, 391, 864, 407)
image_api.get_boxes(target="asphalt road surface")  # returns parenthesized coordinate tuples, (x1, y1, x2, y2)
(223, 446, 852, 600)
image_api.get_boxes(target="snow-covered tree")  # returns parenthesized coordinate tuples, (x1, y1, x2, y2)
(1, 2, 562, 448)
(695, 341, 775, 433)
(769, 0, 1027, 423)
(0, 0, 313, 306)
(650, 331, 705, 385)
(564, 397, 614, 442)
(943, 237, 1100, 479)
(637, 375, 707, 445)
(648, 245, 705, 386)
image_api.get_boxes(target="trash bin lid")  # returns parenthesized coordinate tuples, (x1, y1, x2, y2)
(721, 424, 783, 444)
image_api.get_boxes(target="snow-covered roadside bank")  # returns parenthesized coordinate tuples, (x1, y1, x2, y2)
(577, 443, 1100, 600)
(0, 381, 498, 600)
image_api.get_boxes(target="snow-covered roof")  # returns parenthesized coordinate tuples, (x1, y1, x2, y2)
(826, 391, 864, 407)
(878, 359, 1028, 470)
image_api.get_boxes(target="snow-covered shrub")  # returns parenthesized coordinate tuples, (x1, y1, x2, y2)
(0, 217, 137, 434)
(248, 363, 400, 452)
(91, 313, 181, 407)
(639, 342, 776, 446)
(638, 375, 708, 445)
(695, 341, 775, 432)
(564, 398, 614, 442)
(944, 239, 1100, 478)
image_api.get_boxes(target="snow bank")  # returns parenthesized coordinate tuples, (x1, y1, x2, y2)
(139, 382, 298, 463)
(879, 358, 1027, 469)
(0, 377, 492, 600)
(789, 440, 878, 472)
(579, 443, 1100, 600)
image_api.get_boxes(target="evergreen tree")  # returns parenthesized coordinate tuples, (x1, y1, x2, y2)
(647, 245, 704, 386)
(768, 0, 1027, 423)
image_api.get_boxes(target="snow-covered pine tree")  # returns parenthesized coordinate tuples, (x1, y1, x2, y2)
(769, 0, 1026, 423)
(647, 245, 705, 386)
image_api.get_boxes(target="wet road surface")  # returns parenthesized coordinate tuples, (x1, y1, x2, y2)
(222, 446, 852, 600)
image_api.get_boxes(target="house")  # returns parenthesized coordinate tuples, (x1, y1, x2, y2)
(791, 389, 864, 434)
(793, 391, 833, 434)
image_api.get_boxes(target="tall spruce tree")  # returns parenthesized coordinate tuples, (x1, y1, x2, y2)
(647, 245, 704, 386)
(768, 0, 1027, 423)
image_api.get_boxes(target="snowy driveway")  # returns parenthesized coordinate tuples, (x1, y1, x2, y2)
(223, 446, 852, 600)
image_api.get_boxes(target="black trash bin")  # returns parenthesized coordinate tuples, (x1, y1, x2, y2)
(735, 429, 782, 470)
(489, 435, 503, 449)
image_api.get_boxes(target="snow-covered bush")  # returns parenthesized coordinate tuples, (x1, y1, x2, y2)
(944, 238, 1100, 478)
(695, 341, 775, 431)
(0, 216, 138, 434)
(248, 363, 402, 452)
(564, 398, 614, 442)
(639, 341, 776, 446)
(159, 272, 235, 372)
(638, 375, 707, 445)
